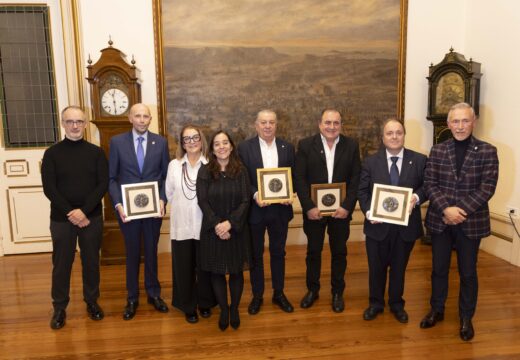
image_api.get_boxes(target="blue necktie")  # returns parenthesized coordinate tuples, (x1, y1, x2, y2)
(137, 136, 145, 173)
(390, 156, 399, 186)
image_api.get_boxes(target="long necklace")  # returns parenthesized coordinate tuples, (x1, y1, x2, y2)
(181, 162, 197, 200)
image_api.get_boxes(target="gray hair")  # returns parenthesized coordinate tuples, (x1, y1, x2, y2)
(447, 102, 476, 122)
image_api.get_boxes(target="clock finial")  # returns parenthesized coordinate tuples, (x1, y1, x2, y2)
(131, 55, 136, 66)
(449, 46, 454, 52)
(87, 54, 92, 65)
(108, 35, 113, 47)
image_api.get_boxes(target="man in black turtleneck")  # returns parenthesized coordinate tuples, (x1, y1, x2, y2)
(419, 103, 499, 341)
(41, 106, 108, 330)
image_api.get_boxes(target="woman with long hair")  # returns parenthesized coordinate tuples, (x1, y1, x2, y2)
(165, 125, 215, 323)
(197, 131, 251, 331)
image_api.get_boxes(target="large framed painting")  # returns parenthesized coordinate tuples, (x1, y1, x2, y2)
(153, 0, 407, 159)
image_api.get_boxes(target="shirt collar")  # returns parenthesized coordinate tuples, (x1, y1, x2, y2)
(181, 153, 208, 166)
(320, 134, 339, 147)
(132, 129, 148, 142)
(258, 136, 276, 148)
(386, 148, 404, 160)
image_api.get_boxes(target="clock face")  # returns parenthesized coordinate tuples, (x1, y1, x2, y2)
(434, 72, 465, 114)
(101, 88, 129, 116)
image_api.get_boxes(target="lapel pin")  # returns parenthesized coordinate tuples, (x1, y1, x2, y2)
(474, 146, 478, 150)
(320, 150, 324, 154)
(152, 141, 156, 145)
(409, 161, 412, 164)
(282, 145, 285, 148)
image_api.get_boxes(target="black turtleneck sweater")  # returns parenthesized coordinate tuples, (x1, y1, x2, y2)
(454, 135, 472, 176)
(41, 137, 109, 222)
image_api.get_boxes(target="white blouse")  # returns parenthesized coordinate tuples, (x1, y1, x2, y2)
(165, 154, 207, 241)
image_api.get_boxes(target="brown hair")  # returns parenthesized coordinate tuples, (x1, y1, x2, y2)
(207, 130, 243, 179)
(175, 124, 208, 159)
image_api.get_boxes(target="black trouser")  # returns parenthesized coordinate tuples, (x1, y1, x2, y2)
(365, 226, 415, 311)
(249, 211, 289, 298)
(303, 216, 350, 295)
(171, 239, 216, 314)
(50, 216, 103, 310)
(430, 225, 481, 319)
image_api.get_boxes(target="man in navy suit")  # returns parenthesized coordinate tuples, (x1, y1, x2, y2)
(294, 109, 361, 312)
(238, 110, 296, 315)
(420, 103, 498, 341)
(109, 103, 170, 320)
(358, 119, 427, 324)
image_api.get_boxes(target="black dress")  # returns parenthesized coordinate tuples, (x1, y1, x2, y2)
(197, 165, 251, 275)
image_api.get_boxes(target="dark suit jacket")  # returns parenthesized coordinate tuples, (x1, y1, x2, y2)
(108, 131, 170, 209)
(424, 136, 498, 240)
(294, 134, 361, 220)
(237, 136, 295, 224)
(358, 147, 427, 242)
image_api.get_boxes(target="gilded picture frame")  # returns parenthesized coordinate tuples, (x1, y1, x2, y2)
(257, 167, 293, 204)
(121, 181, 161, 221)
(311, 182, 346, 216)
(153, 0, 408, 159)
(369, 183, 412, 226)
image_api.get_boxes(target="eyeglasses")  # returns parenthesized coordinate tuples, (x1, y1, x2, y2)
(182, 134, 201, 144)
(63, 120, 86, 127)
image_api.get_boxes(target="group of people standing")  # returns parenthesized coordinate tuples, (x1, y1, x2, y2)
(42, 102, 498, 342)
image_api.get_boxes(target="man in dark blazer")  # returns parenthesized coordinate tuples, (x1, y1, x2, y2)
(238, 110, 296, 315)
(358, 119, 427, 324)
(420, 103, 498, 341)
(109, 103, 170, 320)
(294, 109, 361, 312)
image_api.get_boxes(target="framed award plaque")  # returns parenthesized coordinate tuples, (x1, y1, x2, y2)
(311, 182, 346, 216)
(121, 181, 161, 220)
(369, 183, 412, 226)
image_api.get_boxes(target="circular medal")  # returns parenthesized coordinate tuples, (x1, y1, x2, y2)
(134, 193, 149, 208)
(268, 178, 283, 193)
(382, 196, 399, 213)
(321, 193, 336, 207)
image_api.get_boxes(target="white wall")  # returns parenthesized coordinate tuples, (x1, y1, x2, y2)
(78, 0, 159, 131)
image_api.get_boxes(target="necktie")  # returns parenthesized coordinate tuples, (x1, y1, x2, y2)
(137, 136, 145, 173)
(390, 156, 399, 186)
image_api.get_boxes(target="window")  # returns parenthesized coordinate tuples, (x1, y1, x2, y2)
(0, 5, 59, 148)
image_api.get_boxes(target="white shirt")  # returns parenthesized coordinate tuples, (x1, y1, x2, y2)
(386, 148, 404, 174)
(165, 154, 207, 241)
(259, 136, 278, 168)
(320, 134, 339, 184)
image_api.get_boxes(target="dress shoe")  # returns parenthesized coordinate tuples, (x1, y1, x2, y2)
(391, 308, 409, 323)
(86, 302, 104, 321)
(50, 309, 66, 330)
(419, 309, 444, 328)
(218, 306, 229, 331)
(185, 312, 199, 324)
(248, 297, 263, 315)
(230, 306, 240, 330)
(147, 296, 169, 313)
(199, 308, 211, 318)
(363, 306, 383, 321)
(460, 318, 474, 341)
(300, 291, 319, 309)
(332, 293, 344, 313)
(272, 293, 294, 313)
(123, 301, 139, 320)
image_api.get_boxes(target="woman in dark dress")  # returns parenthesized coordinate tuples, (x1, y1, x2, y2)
(197, 131, 251, 331)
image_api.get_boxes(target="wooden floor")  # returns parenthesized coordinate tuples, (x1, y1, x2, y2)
(1, 242, 520, 360)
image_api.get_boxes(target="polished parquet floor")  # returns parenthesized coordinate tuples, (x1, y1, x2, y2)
(1, 241, 520, 359)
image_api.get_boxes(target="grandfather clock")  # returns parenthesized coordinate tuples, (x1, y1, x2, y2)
(87, 39, 141, 264)
(427, 48, 482, 144)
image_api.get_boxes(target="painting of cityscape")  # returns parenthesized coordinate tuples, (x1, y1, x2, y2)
(157, 0, 406, 158)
